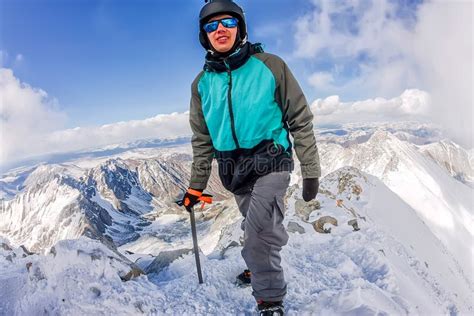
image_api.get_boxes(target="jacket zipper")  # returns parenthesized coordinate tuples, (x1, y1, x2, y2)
(225, 61, 240, 149)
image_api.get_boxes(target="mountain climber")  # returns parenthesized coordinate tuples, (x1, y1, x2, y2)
(181, 0, 321, 314)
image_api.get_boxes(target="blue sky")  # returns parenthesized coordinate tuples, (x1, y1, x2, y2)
(1, 0, 472, 168)
(1, 0, 424, 127)
(1, 0, 318, 127)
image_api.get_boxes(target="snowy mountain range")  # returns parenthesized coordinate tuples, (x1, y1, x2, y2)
(0, 121, 472, 315)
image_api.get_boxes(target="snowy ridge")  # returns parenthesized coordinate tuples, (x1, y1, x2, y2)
(0, 136, 191, 175)
(0, 151, 229, 253)
(0, 162, 135, 252)
(0, 237, 146, 315)
(0, 169, 83, 252)
(0, 166, 471, 314)
(88, 158, 154, 215)
(0, 165, 46, 200)
(1, 121, 473, 314)
(316, 121, 444, 147)
(418, 140, 473, 186)
(318, 130, 473, 278)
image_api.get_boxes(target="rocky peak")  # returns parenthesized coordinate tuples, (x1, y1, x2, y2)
(320, 166, 368, 199)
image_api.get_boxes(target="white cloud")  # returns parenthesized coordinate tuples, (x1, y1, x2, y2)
(295, 0, 412, 61)
(0, 68, 68, 165)
(15, 54, 23, 62)
(295, 0, 422, 98)
(411, 1, 473, 149)
(0, 68, 192, 168)
(308, 72, 335, 91)
(0, 68, 440, 170)
(295, 0, 473, 147)
(311, 89, 431, 125)
(45, 112, 191, 156)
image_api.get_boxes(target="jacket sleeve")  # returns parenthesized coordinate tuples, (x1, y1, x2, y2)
(189, 72, 214, 190)
(280, 59, 321, 178)
(255, 53, 321, 179)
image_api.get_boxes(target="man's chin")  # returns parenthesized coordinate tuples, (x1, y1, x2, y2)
(215, 46, 232, 53)
(209, 47, 232, 55)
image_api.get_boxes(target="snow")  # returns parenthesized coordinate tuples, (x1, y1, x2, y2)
(0, 176, 83, 253)
(1, 121, 473, 315)
(1, 166, 472, 315)
(418, 139, 473, 185)
(62, 145, 192, 171)
(317, 130, 474, 280)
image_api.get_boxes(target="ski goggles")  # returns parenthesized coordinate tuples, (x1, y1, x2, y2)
(203, 17, 238, 33)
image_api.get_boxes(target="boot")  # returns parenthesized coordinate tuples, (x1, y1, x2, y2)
(257, 300, 284, 316)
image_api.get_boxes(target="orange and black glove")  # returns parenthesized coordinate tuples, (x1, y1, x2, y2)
(181, 188, 203, 208)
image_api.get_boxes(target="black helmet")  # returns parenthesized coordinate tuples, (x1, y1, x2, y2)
(199, 0, 247, 51)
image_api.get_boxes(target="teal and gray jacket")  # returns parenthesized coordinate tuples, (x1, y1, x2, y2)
(189, 42, 320, 194)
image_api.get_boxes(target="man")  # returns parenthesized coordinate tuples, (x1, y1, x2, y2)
(182, 0, 320, 314)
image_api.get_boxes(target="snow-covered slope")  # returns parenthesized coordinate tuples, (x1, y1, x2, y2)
(1, 121, 472, 314)
(0, 166, 471, 315)
(0, 151, 229, 253)
(0, 165, 37, 200)
(418, 140, 473, 185)
(311, 167, 471, 314)
(0, 162, 147, 252)
(318, 130, 473, 278)
(0, 237, 146, 315)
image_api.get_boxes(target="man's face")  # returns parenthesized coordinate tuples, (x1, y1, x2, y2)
(206, 14, 238, 53)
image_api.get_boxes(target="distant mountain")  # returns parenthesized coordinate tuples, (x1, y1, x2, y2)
(1, 161, 149, 252)
(418, 139, 473, 186)
(0, 165, 471, 314)
(0, 136, 191, 176)
(317, 129, 473, 277)
(0, 120, 472, 314)
(316, 121, 444, 147)
(0, 152, 228, 253)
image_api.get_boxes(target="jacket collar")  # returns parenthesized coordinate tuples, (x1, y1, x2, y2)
(204, 42, 264, 73)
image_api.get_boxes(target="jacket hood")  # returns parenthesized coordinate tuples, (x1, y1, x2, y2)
(204, 42, 264, 72)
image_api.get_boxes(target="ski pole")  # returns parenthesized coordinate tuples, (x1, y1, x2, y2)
(187, 203, 203, 284)
(176, 193, 213, 284)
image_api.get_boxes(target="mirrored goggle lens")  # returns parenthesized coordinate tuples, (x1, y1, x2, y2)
(203, 17, 238, 33)
(221, 18, 238, 28)
(203, 21, 219, 33)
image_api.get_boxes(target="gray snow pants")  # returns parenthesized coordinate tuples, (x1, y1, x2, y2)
(234, 171, 290, 302)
